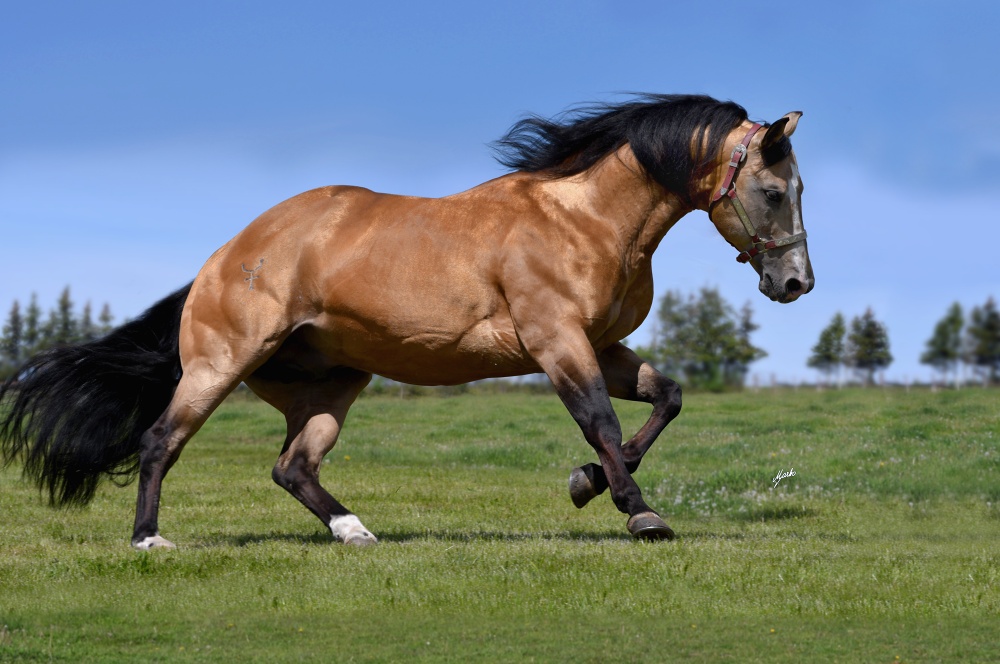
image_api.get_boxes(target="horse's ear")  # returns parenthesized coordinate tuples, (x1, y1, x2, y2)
(763, 111, 802, 147)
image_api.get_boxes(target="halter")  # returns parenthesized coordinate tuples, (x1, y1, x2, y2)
(709, 123, 808, 264)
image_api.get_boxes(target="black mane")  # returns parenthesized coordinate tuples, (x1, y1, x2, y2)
(492, 94, 752, 202)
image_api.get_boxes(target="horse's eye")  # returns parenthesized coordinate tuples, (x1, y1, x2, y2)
(764, 189, 783, 203)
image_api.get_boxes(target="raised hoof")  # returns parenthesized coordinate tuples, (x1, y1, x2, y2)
(626, 512, 675, 541)
(569, 466, 599, 509)
(132, 535, 177, 550)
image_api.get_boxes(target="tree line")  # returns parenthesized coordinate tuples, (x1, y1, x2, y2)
(807, 298, 1000, 387)
(918, 299, 1000, 386)
(2, 287, 1000, 388)
(0, 287, 115, 379)
(807, 309, 892, 386)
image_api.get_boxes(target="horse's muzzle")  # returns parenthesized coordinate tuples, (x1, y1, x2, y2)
(761, 274, 814, 303)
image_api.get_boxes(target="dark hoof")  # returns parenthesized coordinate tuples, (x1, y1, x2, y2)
(627, 512, 675, 541)
(569, 466, 598, 509)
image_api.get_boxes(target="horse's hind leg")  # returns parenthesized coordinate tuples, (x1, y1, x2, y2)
(569, 343, 682, 510)
(131, 309, 292, 549)
(132, 363, 244, 549)
(247, 367, 375, 546)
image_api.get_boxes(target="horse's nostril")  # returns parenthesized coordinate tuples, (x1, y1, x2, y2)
(786, 278, 803, 294)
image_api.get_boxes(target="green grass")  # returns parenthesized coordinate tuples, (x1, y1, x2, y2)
(1, 388, 998, 662)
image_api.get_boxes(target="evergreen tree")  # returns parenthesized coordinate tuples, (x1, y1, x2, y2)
(966, 297, 1000, 385)
(920, 302, 964, 387)
(1, 300, 24, 367)
(50, 286, 77, 345)
(79, 301, 96, 342)
(98, 303, 115, 335)
(22, 293, 41, 355)
(845, 308, 893, 386)
(808, 312, 846, 386)
(2, 288, 121, 371)
(40, 308, 58, 347)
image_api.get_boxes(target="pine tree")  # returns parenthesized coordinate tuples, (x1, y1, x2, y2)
(50, 286, 77, 346)
(22, 293, 41, 354)
(845, 308, 892, 386)
(40, 308, 58, 347)
(2, 289, 118, 364)
(1, 300, 24, 368)
(807, 312, 846, 386)
(98, 303, 115, 335)
(920, 302, 964, 387)
(79, 301, 96, 342)
(966, 297, 1000, 385)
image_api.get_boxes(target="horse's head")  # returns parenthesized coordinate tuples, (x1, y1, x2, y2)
(706, 113, 814, 303)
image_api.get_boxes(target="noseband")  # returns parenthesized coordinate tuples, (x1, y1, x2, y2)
(709, 123, 808, 264)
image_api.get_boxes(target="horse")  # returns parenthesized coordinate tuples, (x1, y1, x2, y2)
(0, 94, 813, 548)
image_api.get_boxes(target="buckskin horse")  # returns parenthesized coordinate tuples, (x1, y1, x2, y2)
(0, 94, 813, 548)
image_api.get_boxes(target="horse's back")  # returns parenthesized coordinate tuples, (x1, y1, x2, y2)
(179, 182, 537, 384)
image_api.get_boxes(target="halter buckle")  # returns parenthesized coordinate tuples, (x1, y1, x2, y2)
(736, 240, 768, 264)
(728, 143, 748, 169)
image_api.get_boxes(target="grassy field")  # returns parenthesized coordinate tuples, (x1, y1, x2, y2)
(1, 387, 998, 662)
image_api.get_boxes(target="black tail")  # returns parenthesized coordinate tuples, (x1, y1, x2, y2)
(0, 283, 192, 506)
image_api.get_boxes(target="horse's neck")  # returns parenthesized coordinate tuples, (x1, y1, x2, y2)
(542, 146, 694, 268)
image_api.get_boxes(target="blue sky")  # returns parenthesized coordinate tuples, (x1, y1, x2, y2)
(3, 1, 998, 384)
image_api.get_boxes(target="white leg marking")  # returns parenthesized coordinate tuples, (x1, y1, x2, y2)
(330, 514, 378, 546)
(132, 534, 176, 550)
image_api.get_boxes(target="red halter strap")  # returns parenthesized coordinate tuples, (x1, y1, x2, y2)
(712, 123, 763, 206)
(710, 123, 807, 264)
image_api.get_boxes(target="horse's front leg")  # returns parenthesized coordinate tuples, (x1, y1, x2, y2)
(569, 343, 682, 513)
(524, 330, 673, 540)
